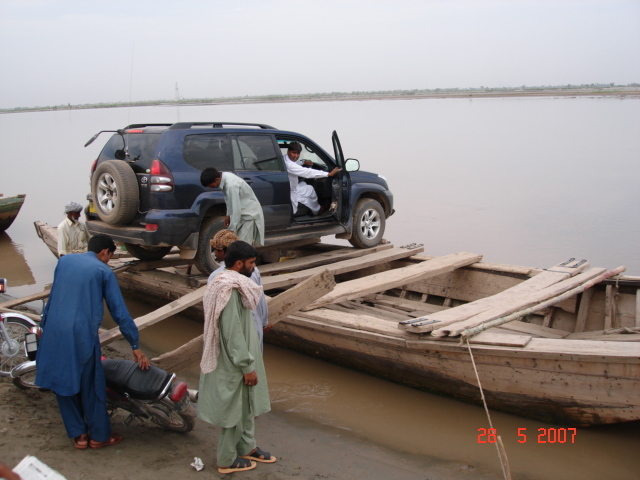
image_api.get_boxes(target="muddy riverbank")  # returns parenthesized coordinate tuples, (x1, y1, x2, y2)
(0, 338, 500, 480)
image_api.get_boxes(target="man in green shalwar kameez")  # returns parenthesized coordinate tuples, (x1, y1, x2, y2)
(198, 241, 276, 474)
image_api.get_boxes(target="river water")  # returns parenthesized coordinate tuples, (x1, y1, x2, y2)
(1, 97, 639, 479)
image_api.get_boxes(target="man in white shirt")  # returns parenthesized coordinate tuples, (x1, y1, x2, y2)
(283, 142, 340, 215)
(57, 201, 90, 257)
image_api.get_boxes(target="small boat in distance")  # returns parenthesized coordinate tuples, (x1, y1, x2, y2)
(0, 194, 26, 233)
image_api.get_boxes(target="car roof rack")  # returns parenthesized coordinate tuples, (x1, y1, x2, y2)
(125, 123, 173, 129)
(168, 122, 276, 130)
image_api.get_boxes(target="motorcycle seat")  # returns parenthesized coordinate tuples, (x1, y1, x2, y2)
(103, 358, 173, 401)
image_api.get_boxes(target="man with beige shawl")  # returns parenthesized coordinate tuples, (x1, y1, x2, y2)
(198, 241, 276, 474)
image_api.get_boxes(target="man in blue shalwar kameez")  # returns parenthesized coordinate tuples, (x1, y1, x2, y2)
(36, 234, 150, 450)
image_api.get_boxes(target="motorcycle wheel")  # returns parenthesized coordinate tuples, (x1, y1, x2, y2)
(146, 399, 195, 433)
(0, 316, 33, 376)
(12, 368, 38, 390)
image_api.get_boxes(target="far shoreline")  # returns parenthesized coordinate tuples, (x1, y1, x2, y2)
(2, 86, 639, 114)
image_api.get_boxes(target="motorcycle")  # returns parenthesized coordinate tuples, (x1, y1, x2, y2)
(10, 340, 197, 433)
(0, 278, 40, 377)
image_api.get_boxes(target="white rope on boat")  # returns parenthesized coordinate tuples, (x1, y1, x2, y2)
(465, 337, 512, 480)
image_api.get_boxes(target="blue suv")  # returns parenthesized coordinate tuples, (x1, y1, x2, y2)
(85, 122, 394, 274)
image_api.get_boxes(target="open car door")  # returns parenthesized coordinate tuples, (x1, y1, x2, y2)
(331, 131, 351, 224)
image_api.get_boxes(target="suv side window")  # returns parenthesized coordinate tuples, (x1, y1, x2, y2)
(277, 138, 330, 171)
(233, 135, 282, 171)
(184, 134, 233, 171)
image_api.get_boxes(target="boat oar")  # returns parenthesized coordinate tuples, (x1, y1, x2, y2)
(460, 265, 626, 339)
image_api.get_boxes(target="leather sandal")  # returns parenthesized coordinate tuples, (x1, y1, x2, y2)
(241, 447, 277, 463)
(73, 434, 88, 450)
(218, 457, 256, 474)
(89, 433, 123, 449)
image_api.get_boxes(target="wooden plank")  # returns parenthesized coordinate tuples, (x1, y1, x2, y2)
(99, 285, 207, 345)
(295, 309, 412, 339)
(0, 289, 50, 309)
(636, 289, 640, 328)
(261, 246, 424, 291)
(267, 270, 335, 324)
(430, 267, 607, 337)
(305, 252, 482, 310)
(497, 321, 569, 339)
(604, 285, 614, 330)
(401, 261, 596, 334)
(465, 331, 532, 347)
(151, 270, 336, 372)
(258, 243, 393, 276)
(542, 307, 555, 328)
(370, 294, 446, 316)
(574, 288, 595, 333)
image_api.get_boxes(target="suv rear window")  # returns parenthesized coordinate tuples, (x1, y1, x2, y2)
(184, 134, 233, 171)
(98, 132, 162, 172)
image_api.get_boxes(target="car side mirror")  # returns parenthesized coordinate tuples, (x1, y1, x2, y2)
(345, 159, 360, 172)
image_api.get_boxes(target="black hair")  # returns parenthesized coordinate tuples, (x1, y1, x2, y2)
(88, 234, 116, 254)
(200, 167, 222, 187)
(224, 241, 258, 268)
(287, 142, 302, 153)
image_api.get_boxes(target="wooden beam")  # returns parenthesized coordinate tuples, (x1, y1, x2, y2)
(99, 285, 207, 345)
(151, 270, 336, 372)
(304, 252, 482, 310)
(261, 246, 424, 291)
(258, 243, 392, 276)
(0, 289, 50, 309)
(574, 288, 595, 333)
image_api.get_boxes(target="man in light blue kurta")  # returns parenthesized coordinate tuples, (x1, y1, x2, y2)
(36, 234, 149, 449)
(200, 167, 265, 246)
(199, 241, 275, 474)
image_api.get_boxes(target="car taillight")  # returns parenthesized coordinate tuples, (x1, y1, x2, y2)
(150, 159, 174, 192)
(90, 159, 98, 173)
(145, 223, 158, 232)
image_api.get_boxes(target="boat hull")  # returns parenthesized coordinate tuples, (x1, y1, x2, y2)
(0, 194, 26, 232)
(268, 317, 640, 426)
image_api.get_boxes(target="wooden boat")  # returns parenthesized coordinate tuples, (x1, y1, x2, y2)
(0, 194, 26, 232)
(31, 221, 640, 426)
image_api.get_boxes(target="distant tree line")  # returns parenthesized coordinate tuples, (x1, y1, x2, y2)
(2, 83, 639, 114)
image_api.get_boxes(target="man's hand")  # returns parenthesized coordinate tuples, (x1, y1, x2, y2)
(328, 167, 341, 177)
(224, 215, 231, 228)
(243, 370, 258, 387)
(133, 349, 150, 370)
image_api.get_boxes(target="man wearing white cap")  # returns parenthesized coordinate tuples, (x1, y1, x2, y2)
(57, 201, 90, 257)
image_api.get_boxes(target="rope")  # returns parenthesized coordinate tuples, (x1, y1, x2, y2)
(465, 337, 512, 480)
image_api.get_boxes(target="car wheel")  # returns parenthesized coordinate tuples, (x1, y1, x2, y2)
(124, 244, 172, 262)
(92, 160, 139, 225)
(349, 198, 385, 248)
(194, 216, 225, 275)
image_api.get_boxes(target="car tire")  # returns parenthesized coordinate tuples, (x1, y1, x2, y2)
(194, 216, 226, 275)
(349, 198, 385, 248)
(124, 244, 173, 262)
(92, 160, 139, 225)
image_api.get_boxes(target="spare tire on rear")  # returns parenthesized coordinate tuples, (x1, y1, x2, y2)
(92, 160, 139, 225)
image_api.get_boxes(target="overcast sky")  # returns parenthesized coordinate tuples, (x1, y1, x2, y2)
(0, 0, 638, 109)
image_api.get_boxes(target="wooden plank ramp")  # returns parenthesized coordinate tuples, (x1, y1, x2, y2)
(399, 260, 593, 334)
(151, 270, 336, 372)
(261, 245, 425, 291)
(304, 252, 482, 310)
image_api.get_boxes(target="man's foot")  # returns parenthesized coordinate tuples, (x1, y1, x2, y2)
(241, 447, 277, 464)
(73, 433, 88, 450)
(89, 434, 122, 449)
(218, 457, 256, 474)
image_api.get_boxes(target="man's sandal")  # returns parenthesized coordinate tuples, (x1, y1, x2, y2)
(241, 447, 277, 464)
(89, 434, 123, 449)
(218, 457, 256, 474)
(73, 434, 88, 450)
